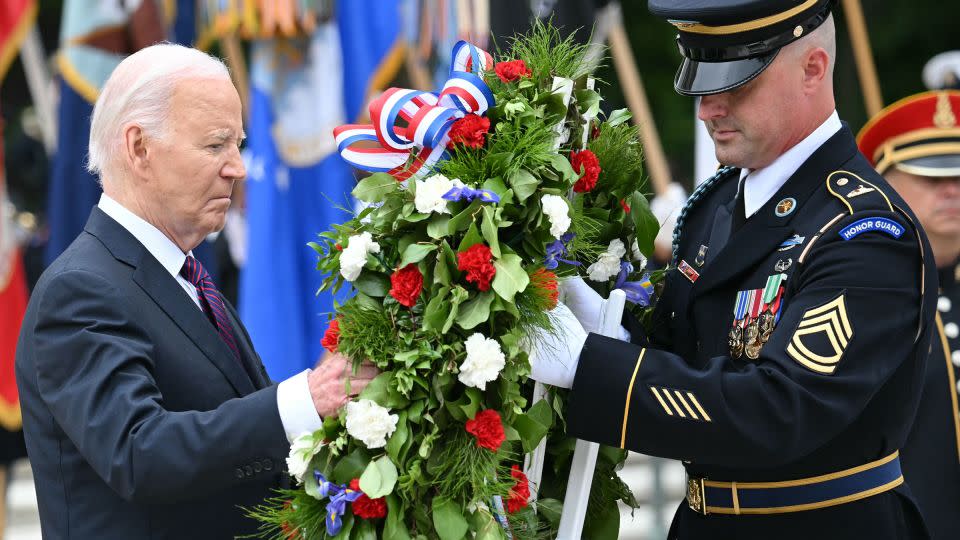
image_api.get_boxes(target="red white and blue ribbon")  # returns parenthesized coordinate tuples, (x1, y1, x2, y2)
(334, 41, 495, 181)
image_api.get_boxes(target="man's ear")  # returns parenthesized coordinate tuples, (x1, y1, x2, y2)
(122, 124, 150, 178)
(802, 48, 830, 94)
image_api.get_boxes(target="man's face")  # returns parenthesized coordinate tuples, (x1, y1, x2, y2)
(887, 169, 960, 240)
(697, 53, 806, 170)
(146, 77, 245, 248)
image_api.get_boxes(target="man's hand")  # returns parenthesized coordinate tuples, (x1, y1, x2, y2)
(308, 353, 379, 418)
(526, 302, 588, 389)
(560, 277, 605, 334)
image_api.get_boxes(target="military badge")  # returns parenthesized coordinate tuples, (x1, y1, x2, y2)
(679, 260, 700, 283)
(730, 275, 788, 360)
(778, 234, 805, 251)
(846, 184, 875, 198)
(775, 197, 797, 217)
(838, 217, 905, 241)
(695, 245, 708, 267)
(786, 294, 853, 374)
(775, 258, 792, 272)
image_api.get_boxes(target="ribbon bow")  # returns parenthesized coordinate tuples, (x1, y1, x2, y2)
(312, 471, 363, 536)
(442, 184, 501, 204)
(334, 41, 495, 181)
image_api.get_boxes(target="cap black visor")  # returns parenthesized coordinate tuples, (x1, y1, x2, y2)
(675, 50, 778, 96)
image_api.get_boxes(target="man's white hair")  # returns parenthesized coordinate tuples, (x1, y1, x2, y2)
(87, 43, 230, 183)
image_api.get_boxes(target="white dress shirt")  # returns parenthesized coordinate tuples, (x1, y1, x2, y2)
(739, 110, 842, 218)
(98, 194, 321, 442)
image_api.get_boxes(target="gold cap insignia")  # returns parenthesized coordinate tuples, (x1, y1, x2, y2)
(935, 92, 957, 129)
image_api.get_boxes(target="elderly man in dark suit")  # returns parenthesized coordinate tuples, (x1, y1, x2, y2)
(15, 43, 376, 539)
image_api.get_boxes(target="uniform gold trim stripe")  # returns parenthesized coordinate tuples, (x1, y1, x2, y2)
(673, 390, 699, 419)
(620, 349, 646, 448)
(687, 393, 712, 422)
(649, 387, 674, 417)
(703, 451, 900, 489)
(704, 477, 903, 515)
(935, 313, 960, 464)
(875, 143, 960, 175)
(671, 0, 819, 35)
(870, 127, 960, 162)
(799, 213, 846, 264)
(731, 481, 741, 515)
(662, 388, 687, 418)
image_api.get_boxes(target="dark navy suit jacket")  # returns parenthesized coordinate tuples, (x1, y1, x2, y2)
(16, 207, 290, 539)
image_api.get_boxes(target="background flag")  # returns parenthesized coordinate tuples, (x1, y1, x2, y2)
(240, 1, 404, 379)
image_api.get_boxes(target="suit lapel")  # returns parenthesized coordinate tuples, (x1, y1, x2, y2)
(223, 300, 273, 389)
(84, 208, 256, 396)
(691, 126, 860, 300)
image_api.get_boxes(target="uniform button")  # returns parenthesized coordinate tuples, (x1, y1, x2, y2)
(263, 459, 274, 471)
(253, 462, 263, 473)
(235, 468, 244, 479)
(244, 465, 254, 477)
(946, 322, 959, 339)
(940, 296, 953, 313)
(952, 350, 960, 367)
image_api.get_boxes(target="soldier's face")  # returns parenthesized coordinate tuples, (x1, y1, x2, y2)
(886, 169, 960, 248)
(697, 54, 810, 170)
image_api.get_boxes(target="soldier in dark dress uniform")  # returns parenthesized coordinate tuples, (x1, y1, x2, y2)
(858, 90, 960, 540)
(529, 1, 938, 538)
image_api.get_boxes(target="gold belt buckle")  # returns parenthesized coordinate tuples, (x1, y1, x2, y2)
(686, 476, 707, 515)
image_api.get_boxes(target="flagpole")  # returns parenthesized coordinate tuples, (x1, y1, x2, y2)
(841, 0, 883, 117)
(18, 26, 56, 154)
(606, 3, 670, 197)
(222, 33, 250, 122)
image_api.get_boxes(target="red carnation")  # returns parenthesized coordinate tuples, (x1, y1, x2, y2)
(321, 319, 340, 353)
(570, 149, 601, 193)
(507, 465, 530, 513)
(465, 409, 506, 452)
(389, 264, 424, 307)
(457, 244, 496, 291)
(620, 199, 631, 213)
(530, 268, 559, 310)
(349, 478, 388, 519)
(448, 114, 490, 149)
(495, 59, 532, 83)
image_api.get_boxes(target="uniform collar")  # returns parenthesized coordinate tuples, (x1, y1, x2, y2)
(739, 110, 842, 218)
(97, 194, 191, 280)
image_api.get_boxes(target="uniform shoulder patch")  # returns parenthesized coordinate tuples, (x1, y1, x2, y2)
(838, 217, 906, 241)
(785, 294, 854, 375)
(826, 171, 894, 215)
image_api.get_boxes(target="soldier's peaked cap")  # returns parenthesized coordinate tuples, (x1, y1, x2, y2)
(648, 0, 836, 96)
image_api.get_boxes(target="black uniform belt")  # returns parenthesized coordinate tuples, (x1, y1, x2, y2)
(686, 451, 903, 515)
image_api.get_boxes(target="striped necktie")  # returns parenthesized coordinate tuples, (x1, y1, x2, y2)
(180, 256, 241, 362)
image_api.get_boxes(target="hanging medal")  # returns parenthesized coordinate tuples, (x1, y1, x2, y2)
(729, 290, 749, 359)
(744, 289, 764, 360)
(758, 274, 786, 344)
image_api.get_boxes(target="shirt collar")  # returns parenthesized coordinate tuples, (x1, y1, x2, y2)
(739, 110, 842, 217)
(98, 193, 191, 279)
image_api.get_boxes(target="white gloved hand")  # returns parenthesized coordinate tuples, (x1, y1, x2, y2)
(559, 277, 604, 334)
(560, 276, 631, 341)
(525, 302, 588, 389)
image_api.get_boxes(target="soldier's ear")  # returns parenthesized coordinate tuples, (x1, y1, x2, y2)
(122, 124, 150, 178)
(801, 48, 830, 92)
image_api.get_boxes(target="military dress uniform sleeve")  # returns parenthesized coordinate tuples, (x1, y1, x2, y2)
(24, 269, 290, 503)
(566, 209, 929, 467)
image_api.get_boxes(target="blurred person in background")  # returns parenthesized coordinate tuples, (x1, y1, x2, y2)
(858, 88, 960, 539)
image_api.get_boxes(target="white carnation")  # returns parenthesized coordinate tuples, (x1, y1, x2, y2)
(415, 174, 461, 215)
(345, 399, 398, 449)
(541, 194, 571, 239)
(339, 232, 381, 281)
(286, 432, 323, 484)
(587, 239, 626, 282)
(458, 333, 506, 390)
(630, 239, 648, 268)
